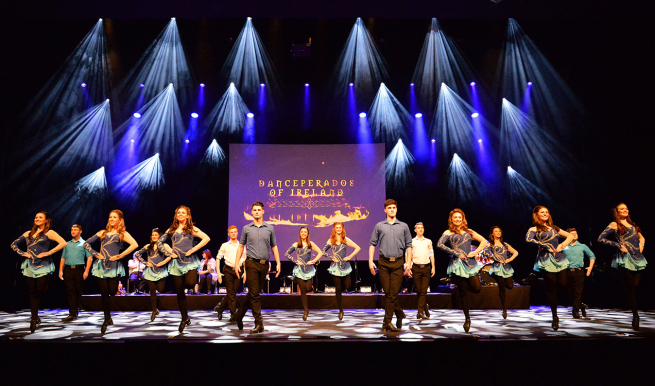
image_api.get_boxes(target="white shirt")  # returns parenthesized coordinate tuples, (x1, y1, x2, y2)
(412, 236, 433, 265)
(198, 258, 218, 284)
(218, 240, 246, 268)
(128, 258, 145, 274)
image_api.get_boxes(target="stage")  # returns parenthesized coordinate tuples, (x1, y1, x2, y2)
(78, 285, 531, 311)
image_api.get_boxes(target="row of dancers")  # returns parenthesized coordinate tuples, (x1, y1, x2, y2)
(10, 200, 645, 334)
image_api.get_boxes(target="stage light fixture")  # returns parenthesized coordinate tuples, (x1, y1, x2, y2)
(305, 83, 309, 87)
(81, 83, 87, 88)
(133, 113, 141, 118)
(200, 83, 205, 87)
(471, 112, 479, 118)
(131, 139, 135, 143)
(470, 82, 476, 86)
(527, 81, 532, 86)
(185, 139, 189, 143)
(447, 153, 484, 205)
(260, 83, 265, 87)
(191, 112, 198, 118)
(140, 84, 145, 88)
(359, 112, 366, 118)
(349, 83, 354, 87)
(478, 139, 482, 143)
(410, 83, 415, 86)
(415, 113, 422, 118)
(431, 139, 436, 143)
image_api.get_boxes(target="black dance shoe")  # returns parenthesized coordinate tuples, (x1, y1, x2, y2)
(303, 311, 308, 321)
(338, 310, 344, 320)
(632, 316, 640, 331)
(251, 324, 264, 334)
(424, 307, 431, 318)
(217, 311, 223, 321)
(581, 303, 588, 318)
(227, 316, 235, 323)
(36, 317, 41, 325)
(463, 319, 471, 333)
(502, 308, 508, 320)
(101, 318, 113, 334)
(396, 316, 404, 330)
(382, 323, 399, 332)
(552, 316, 559, 331)
(29, 319, 37, 333)
(236, 316, 244, 330)
(416, 312, 428, 320)
(62, 315, 77, 322)
(178, 318, 191, 333)
(572, 309, 581, 319)
(151, 309, 159, 322)
(439, 277, 451, 284)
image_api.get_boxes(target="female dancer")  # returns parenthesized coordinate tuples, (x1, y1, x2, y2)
(322, 222, 361, 320)
(436, 209, 488, 332)
(157, 205, 210, 332)
(485, 226, 518, 319)
(598, 203, 646, 330)
(134, 228, 172, 322)
(197, 250, 217, 294)
(11, 212, 67, 333)
(84, 210, 138, 333)
(285, 227, 324, 320)
(526, 206, 573, 331)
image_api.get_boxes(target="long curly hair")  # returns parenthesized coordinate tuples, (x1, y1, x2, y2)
(147, 228, 161, 252)
(448, 209, 473, 234)
(612, 203, 641, 235)
(167, 205, 195, 235)
(329, 222, 346, 245)
(297, 227, 311, 248)
(532, 206, 560, 233)
(101, 210, 126, 242)
(488, 226, 504, 244)
(28, 211, 51, 241)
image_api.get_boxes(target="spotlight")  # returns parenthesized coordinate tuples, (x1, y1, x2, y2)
(191, 112, 199, 118)
(410, 83, 415, 87)
(398, 139, 402, 143)
(305, 83, 309, 87)
(349, 83, 354, 87)
(200, 83, 205, 87)
(133, 113, 141, 118)
(415, 113, 423, 118)
(140, 84, 145, 88)
(381, 82, 385, 86)
(171, 18, 176, 20)
(247, 17, 252, 20)
(155, 153, 159, 156)
(99, 18, 103, 21)
(81, 83, 87, 88)
(106, 99, 110, 102)
(185, 139, 189, 143)
(470, 82, 476, 86)
(130, 139, 135, 143)
(471, 112, 479, 118)
(527, 81, 532, 86)
(246, 112, 254, 118)
(478, 139, 482, 143)
(431, 139, 436, 143)
(260, 83, 265, 87)
(507, 166, 514, 172)
(359, 112, 366, 118)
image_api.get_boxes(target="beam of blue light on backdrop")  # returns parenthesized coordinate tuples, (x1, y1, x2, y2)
(413, 113, 429, 161)
(243, 114, 256, 143)
(385, 140, 415, 189)
(506, 166, 553, 214)
(431, 83, 477, 159)
(220, 18, 279, 102)
(119, 18, 194, 110)
(412, 18, 474, 109)
(204, 83, 251, 136)
(13, 100, 113, 181)
(497, 19, 583, 138)
(368, 83, 411, 144)
(202, 139, 226, 167)
(20, 19, 111, 135)
(331, 18, 389, 99)
(116, 84, 186, 168)
(447, 153, 485, 206)
(500, 98, 574, 189)
(113, 153, 164, 209)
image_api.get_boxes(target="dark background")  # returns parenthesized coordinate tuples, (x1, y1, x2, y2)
(1, 1, 654, 312)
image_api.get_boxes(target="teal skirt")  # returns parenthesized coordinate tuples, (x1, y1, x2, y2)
(91, 259, 125, 278)
(144, 267, 168, 281)
(293, 265, 315, 280)
(168, 256, 200, 276)
(21, 259, 55, 278)
(328, 262, 352, 277)
(612, 252, 647, 271)
(447, 258, 480, 278)
(489, 263, 514, 278)
(534, 253, 569, 273)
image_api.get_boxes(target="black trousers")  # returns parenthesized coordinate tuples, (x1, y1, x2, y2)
(619, 268, 642, 317)
(411, 264, 431, 314)
(172, 270, 198, 321)
(146, 278, 165, 312)
(235, 258, 268, 324)
(198, 274, 213, 294)
(567, 269, 585, 312)
(129, 275, 146, 293)
(96, 276, 119, 320)
(491, 274, 514, 309)
(25, 275, 50, 319)
(63, 266, 84, 316)
(331, 274, 350, 312)
(378, 257, 405, 325)
(540, 269, 568, 317)
(215, 266, 240, 314)
(295, 277, 313, 313)
(452, 274, 481, 319)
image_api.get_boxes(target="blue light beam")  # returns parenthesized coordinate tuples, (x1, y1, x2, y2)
(385, 140, 415, 188)
(368, 83, 411, 144)
(204, 83, 251, 136)
(114, 153, 165, 199)
(202, 139, 226, 167)
(447, 153, 485, 206)
(432, 83, 479, 159)
(506, 166, 553, 214)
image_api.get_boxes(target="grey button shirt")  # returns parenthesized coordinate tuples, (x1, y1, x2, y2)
(370, 219, 412, 258)
(240, 221, 277, 261)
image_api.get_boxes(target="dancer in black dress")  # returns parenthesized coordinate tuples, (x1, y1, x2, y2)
(134, 228, 172, 322)
(285, 227, 324, 320)
(11, 211, 67, 333)
(484, 226, 518, 319)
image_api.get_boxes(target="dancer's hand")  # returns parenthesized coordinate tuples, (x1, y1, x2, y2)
(620, 246, 629, 254)
(147, 262, 154, 268)
(218, 273, 222, 284)
(459, 253, 467, 260)
(431, 268, 435, 277)
(83, 271, 89, 280)
(235, 264, 241, 278)
(555, 245, 563, 253)
(59, 270, 63, 280)
(275, 263, 281, 278)
(467, 251, 477, 258)
(369, 261, 377, 275)
(109, 255, 121, 261)
(586, 267, 592, 277)
(185, 250, 194, 257)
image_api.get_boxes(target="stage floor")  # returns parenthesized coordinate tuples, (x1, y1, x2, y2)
(1, 306, 652, 342)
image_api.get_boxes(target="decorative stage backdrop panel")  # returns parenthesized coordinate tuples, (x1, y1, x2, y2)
(229, 144, 385, 260)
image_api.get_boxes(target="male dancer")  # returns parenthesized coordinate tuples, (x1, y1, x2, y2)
(233, 202, 281, 333)
(410, 222, 435, 320)
(214, 225, 246, 321)
(562, 228, 596, 318)
(369, 199, 412, 332)
(58, 224, 93, 322)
